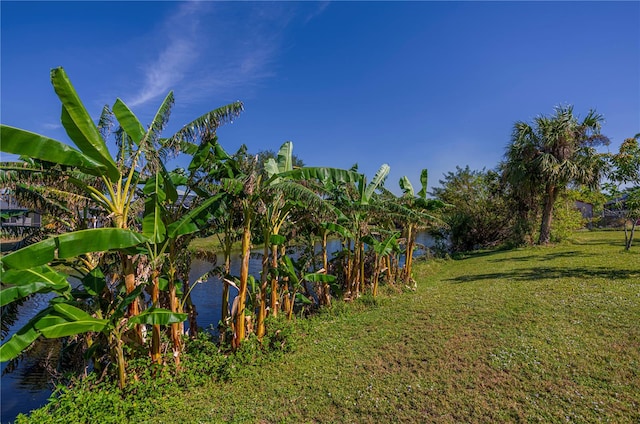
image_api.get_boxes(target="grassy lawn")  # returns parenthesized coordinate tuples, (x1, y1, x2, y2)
(21, 231, 640, 423)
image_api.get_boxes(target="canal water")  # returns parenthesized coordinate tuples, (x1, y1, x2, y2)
(1, 233, 436, 422)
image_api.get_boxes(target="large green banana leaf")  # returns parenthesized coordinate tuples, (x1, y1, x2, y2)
(320, 222, 353, 239)
(142, 173, 168, 244)
(0, 266, 70, 306)
(272, 167, 362, 186)
(112, 98, 145, 144)
(1, 228, 148, 270)
(50, 67, 120, 181)
(0, 125, 107, 176)
(81, 267, 106, 296)
(35, 303, 108, 338)
(167, 193, 223, 238)
(417, 169, 429, 199)
(399, 176, 414, 197)
(277, 141, 293, 173)
(303, 273, 336, 283)
(0, 310, 47, 362)
(362, 164, 390, 205)
(128, 307, 187, 325)
(265, 158, 280, 180)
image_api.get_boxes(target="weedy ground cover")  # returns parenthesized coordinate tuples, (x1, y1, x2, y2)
(18, 231, 639, 423)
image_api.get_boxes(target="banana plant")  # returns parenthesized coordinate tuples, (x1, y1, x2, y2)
(327, 164, 390, 298)
(362, 231, 399, 296)
(397, 169, 446, 285)
(0, 227, 166, 389)
(1, 67, 243, 380)
(115, 96, 238, 364)
(277, 254, 336, 319)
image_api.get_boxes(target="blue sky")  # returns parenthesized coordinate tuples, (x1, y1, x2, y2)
(1, 1, 639, 193)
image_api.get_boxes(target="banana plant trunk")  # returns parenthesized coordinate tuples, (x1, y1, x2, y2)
(183, 279, 198, 338)
(372, 253, 380, 296)
(256, 236, 270, 339)
(112, 331, 127, 389)
(122, 254, 139, 317)
(404, 224, 415, 284)
(151, 269, 161, 364)
(358, 242, 365, 295)
(168, 277, 182, 368)
(348, 235, 360, 297)
(321, 231, 331, 306)
(270, 243, 279, 317)
(219, 237, 232, 343)
(233, 209, 251, 349)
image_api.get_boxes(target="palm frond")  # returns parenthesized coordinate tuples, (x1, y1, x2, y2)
(169, 101, 244, 148)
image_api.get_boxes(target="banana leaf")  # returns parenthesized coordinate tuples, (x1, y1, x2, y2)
(303, 273, 336, 283)
(142, 173, 167, 244)
(0, 266, 70, 306)
(1, 228, 148, 270)
(128, 307, 187, 326)
(363, 164, 390, 205)
(167, 193, 223, 238)
(399, 175, 414, 197)
(35, 303, 108, 338)
(277, 141, 293, 173)
(0, 125, 107, 177)
(0, 309, 49, 362)
(50, 67, 120, 181)
(112, 98, 145, 145)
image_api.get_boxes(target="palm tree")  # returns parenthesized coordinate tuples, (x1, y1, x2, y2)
(503, 105, 609, 244)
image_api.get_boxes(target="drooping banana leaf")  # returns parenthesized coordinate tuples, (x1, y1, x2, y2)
(0, 126, 107, 177)
(1, 228, 148, 270)
(167, 193, 223, 238)
(128, 307, 187, 326)
(168, 101, 244, 145)
(320, 222, 353, 240)
(35, 303, 108, 338)
(0, 266, 70, 306)
(81, 267, 106, 296)
(0, 308, 50, 362)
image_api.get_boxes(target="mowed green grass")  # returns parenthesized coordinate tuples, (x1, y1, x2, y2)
(148, 231, 638, 423)
(19, 231, 639, 423)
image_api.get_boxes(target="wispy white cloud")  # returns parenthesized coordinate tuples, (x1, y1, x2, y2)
(126, 2, 305, 109)
(42, 123, 62, 130)
(128, 2, 204, 107)
(304, 1, 330, 24)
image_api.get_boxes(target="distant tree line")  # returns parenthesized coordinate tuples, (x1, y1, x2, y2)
(430, 106, 639, 252)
